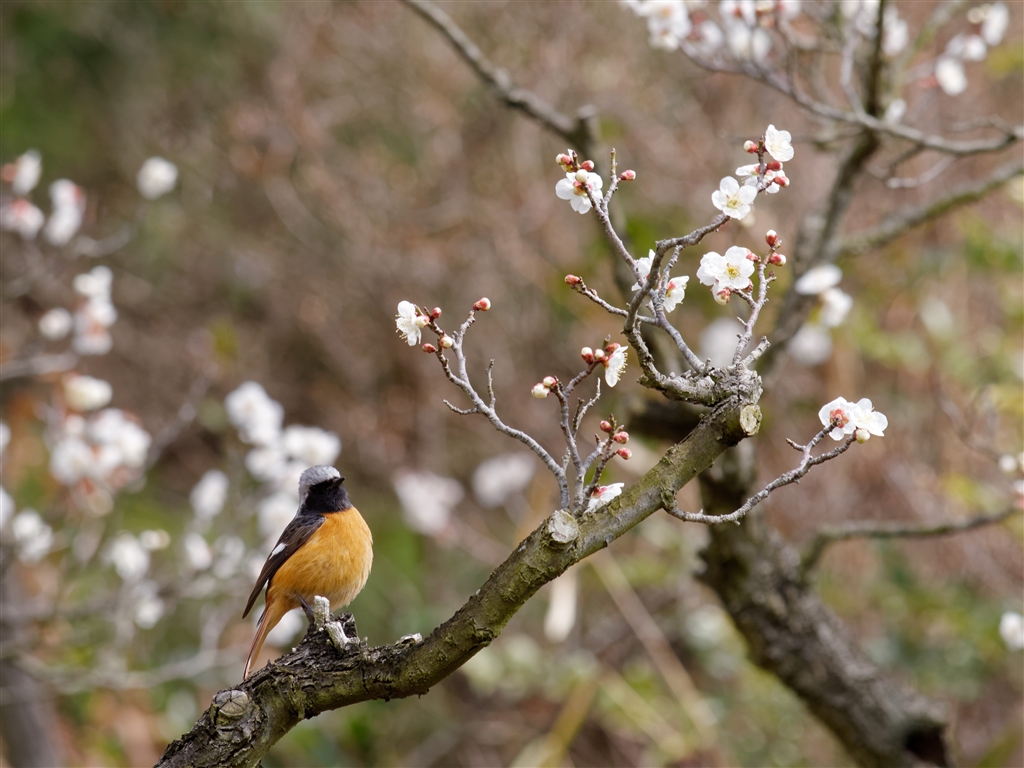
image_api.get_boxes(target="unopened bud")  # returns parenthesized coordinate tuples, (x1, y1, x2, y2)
(714, 288, 731, 305)
(855, 428, 871, 444)
(773, 174, 790, 187)
(612, 431, 629, 444)
(580, 160, 595, 172)
(440, 335, 454, 349)
(600, 420, 613, 433)
(473, 297, 491, 311)
(415, 315, 430, 328)
(766, 160, 782, 172)
(430, 307, 443, 319)
(531, 383, 550, 399)
(565, 274, 582, 286)
(575, 169, 590, 183)
(743, 140, 758, 154)
(556, 153, 573, 170)
(619, 170, 636, 181)
(605, 342, 620, 353)
(542, 376, 557, 388)
(422, 343, 437, 353)
(769, 252, 786, 266)
(616, 448, 632, 460)
(593, 348, 606, 361)
(745, 249, 758, 262)
(765, 229, 778, 247)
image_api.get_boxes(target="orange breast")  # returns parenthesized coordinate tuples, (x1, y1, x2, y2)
(267, 508, 373, 612)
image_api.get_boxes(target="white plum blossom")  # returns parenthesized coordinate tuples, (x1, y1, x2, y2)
(692, 19, 725, 56)
(0, 198, 45, 239)
(393, 470, 464, 535)
(257, 491, 299, 541)
(663, 275, 689, 312)
(395, 301, 423, 346)
(73, 265, 113, 301)
(935, 57, 968, 96)
(884, 98, 907, 124)
(225, 381, 284, 446)
(472, 453, 536, 508)
(794, 264, 842, 295)
(980, 2, 1009, 47)
(720, 0, 757, 27)
(39, 308, 73, 340)
(764, 124, 794, 162)
(10, 149, 42, 196)
(1000, 611, 1024, 651)
(818, 397, 887, 440)
(139, 529, 171, 550)
(819, 287, 853, 328)
(183, 532, 213, 570)
(43, 180, 86, 246)
(136, 157, 178, 200)
(63, 375, 113, 411)
(72, 298, 117, 356)
(604, 345, 628, 387)
(737, 163, 782, 194)
(134, 586, 165, 629)
(587, 482, 624, 512)
(711, 176, 756, 220)
(697, 246, 756, 296)
(631, 251, 655, 292)
(637, 0, 692, 50)
(190, 469, 229, 522)
(49, 436, 94, 485)
(725, 23, 771, 64)
(107, 532, 150, 580)
(89, 409, 151, 468)
(881, 7, 908, 56)
(0, 421, 8, 456)
(281, 425, 341, 466)
(0, 486, 14, 530)
(945, 33, 987, 62)
(555, 169, 603, 215)
(12, 509, 54, 563)
(245, 445, 288, 483)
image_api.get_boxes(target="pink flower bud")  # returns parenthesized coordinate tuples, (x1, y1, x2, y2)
(430, 307, 443, 319)
(556, 153, 573, 171)
(769, 252, 786, 266)
(542, 376, 557, 388)
(773, 174, 790, 187)
(765, 230, 779, 247)
(422, 343, 437, 353)
(593, 348, 606, 362)
(855, 428, 871, 444)
(714, 288, 731, 305)
(565, 274, 582, 286)
(440, 335, 454, 349)
(744, 140, 758, 154)
(581, 346, 594, 363)
(619, 170, 636, 181)
(745, 250, 758, 262)
(580, 160, 595, 172)
(616, 448, 632, 460)
(613, 431, 629, 444)
(415, 315, 430, 329)
(605, 342, 620, 354)
(531, 383, 550, 399)
(600, 420, 613, 433)
(473, 298, 491, 311)
(766, 160, 782, 172)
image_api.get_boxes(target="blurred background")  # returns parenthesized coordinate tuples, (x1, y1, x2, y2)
(0, 2, 1021, 766)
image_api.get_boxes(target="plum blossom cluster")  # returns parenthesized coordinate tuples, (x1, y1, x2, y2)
(711, 125, 792, 222)
(933, 2, 1009, 96)
(787, 263, 853, 366)
(554, 151, 606, 215)
(818, 397, 888, 443)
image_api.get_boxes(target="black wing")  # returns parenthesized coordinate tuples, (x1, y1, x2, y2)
(242, 512, 325, 618)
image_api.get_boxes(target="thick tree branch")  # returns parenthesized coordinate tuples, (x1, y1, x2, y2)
(158, 396, 759, 768)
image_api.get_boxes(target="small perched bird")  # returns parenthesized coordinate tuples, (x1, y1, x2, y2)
(243, 465, 373, 680)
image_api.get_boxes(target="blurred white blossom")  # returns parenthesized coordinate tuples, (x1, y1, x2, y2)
(544, 570, 578, 643)
(43, 180, 85, 246)
(39, 308, 74, 340)
(0, 198, 45, 240)
(73, 266, 113, 301)
(935, 56, 968, 96)
(9, 149, 42, 195)
(281, 425, 341, 467)
(190, 469, 229, 522)
(257, 491, 299, 541)
(700, 317, 742, 368)
(108, 533, 150, 580)
(89, 409, 151, 468)
(245, 445, 287, 483)
(980, 2, 1009, 46)
(999, 611, 1024, 651)
(136, 157, 178, 200)
(183, 532, 213, 571)
(212, 535, 247, 579)
(819, 287, 853, 328)
(225, 381, 284, 446)
(139, 529, 172, 551)
(0, 486, 14, 530)
(134, 586, 165, 629)
(63, 375, 113, 412)
(73, 298, 117, 356)
(393, 470, 463, 535)
(13, 510, 54, 563)
(794, 264, 842, 295)
(472, 453, 536, 507)
(788, 323, 833, 366)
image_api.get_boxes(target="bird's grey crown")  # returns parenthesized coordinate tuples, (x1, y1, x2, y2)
(298, 465, 341, 499)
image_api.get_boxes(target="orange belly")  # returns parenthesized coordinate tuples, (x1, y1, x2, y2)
(267, 508, 373, 612)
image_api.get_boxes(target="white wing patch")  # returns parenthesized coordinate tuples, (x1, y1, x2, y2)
(271, 542, 286, 557)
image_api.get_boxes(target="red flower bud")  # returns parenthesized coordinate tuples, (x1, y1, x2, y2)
(605, 342, 620, 354)
(616, 448, 632, 460)
(565, 274, 582, 286)
(619, 170, 636, 181)
(765, 229, 779, 248)
(769, 252, 786, 266)
(473, 298, 491, 311)
(600, 420, 613, 433)
(766, 160, 782, 172)
(580, 160, 595, 172)
(773, 174, 790, 187)
(743, 140, 758, 154)
(581, 347, 595, 363)
(430, 307, 443, 319)
(613, 431, 629, 444)
(422, 343, 437, 353)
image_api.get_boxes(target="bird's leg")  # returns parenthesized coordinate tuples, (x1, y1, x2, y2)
(297, 594, 317, 624)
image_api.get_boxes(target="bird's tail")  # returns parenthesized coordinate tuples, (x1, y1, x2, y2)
(244, 601, 286, 680)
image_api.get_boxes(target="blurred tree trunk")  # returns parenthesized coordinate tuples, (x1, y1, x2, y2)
(0, 559, 62, 768)
(696, 447, 952, 768)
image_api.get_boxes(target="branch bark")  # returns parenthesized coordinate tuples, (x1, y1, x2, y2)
(158, 396, 759, 768)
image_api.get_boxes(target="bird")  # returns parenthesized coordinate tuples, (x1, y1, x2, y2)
(242, 465, 373, 680)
